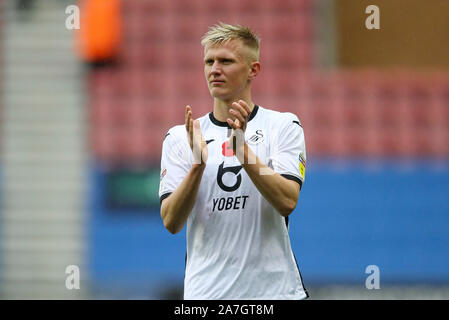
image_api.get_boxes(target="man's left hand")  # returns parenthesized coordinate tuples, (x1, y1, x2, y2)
(226, 100, 251, 153)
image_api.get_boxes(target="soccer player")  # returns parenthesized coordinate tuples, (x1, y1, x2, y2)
(159, 23, 308, 300)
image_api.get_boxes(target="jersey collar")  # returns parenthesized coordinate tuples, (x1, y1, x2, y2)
(209, 105, 259, 128)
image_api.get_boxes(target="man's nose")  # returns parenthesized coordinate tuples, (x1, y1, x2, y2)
(210, 61, 221, 75)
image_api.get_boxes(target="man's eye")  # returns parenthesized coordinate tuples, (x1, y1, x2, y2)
(205, 60, 214, 65)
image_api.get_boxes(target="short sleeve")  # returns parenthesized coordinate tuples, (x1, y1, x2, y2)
(159, 128, 192, 203)
(269, 113, 307, 188)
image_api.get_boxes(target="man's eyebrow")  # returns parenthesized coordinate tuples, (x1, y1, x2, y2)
(204, 57, 234, 62)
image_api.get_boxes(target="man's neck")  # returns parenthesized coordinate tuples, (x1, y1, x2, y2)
(213, 97, 254, 123)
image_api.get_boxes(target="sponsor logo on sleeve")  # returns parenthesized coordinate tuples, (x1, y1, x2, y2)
(299, 154, 306, 179)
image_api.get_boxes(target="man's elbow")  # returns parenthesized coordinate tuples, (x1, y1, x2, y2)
(161, 198, 181, 234)
(163, 218, 182, 234)
(278, 199, 297, 217)
(277, 180, 300, 217)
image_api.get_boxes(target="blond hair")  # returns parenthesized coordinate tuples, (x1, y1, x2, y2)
(201, 22, 260, 62)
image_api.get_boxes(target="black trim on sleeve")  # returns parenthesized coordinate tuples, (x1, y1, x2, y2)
(281, 174, 303, 190)
(159, 192, 172, 204)
(292, 120, 303, 128)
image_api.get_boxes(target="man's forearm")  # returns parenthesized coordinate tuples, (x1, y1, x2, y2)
(236, 143, 299, 217)
(161, 164, 205, 234)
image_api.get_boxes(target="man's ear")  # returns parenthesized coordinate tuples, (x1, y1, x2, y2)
(248, 61, 261, 81)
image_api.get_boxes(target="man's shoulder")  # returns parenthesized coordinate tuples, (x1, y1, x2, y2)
(258, 106, 302, 127)
(163, 124, 189, 146)
(164, 124, 184, 138)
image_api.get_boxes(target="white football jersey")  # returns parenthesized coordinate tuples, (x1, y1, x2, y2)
(159, 105, 308, 300)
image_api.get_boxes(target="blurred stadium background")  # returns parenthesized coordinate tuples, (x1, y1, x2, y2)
(0, 0, 448, 299)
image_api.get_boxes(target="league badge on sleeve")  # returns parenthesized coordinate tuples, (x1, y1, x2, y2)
(159, 168, 167, 193)
(299, 154, 306, 179)
(160, 168, 167, 181)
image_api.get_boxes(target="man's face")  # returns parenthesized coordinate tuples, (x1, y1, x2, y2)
(204, 40, 253, 102)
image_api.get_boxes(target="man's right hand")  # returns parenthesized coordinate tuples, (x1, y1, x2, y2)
(185, 105, 208, 166)
(161, 106, 208, 234)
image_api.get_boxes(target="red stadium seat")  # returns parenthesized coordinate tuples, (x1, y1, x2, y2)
(166, 0, 203, 14)
(164, 42, 204, 71)
(265, 13, 314, 41)
(426, 91, 449, 127)
(92, 127, 117, 160)
(89, 69, 116, 97)
(114, 125, 145, 160)
(267, 0, 314, 13)
(87, 1, 449, 162)
(262, 41, 314, 69)
(91, 100, 115, 127)
(439, 99, 449, 127)
(121, 0, 143, 12)
(341, 102, 368, 129)
(202, 0, 234, 13)
(342, 127, 369, 156)
(305, 128, 333, 157)
(167, 70, 206, 99)
(201, 13, 246, 30)
(229, 0, 273, 15)
(142, 99, 167, 125)
(141, 70, 171, 98)
(330, 126, 350, 157)
(140, 44, 171, 69)
(431, 126, 449, 157)
(141, 0, 170, 14)
(145, 127, 167, 159)
(376, 102, 404, 130)
(263, 70, 302, 97)
(119, 43, 144, 68)
(140, 15, 173, 43)
(167, 15, 207, 43)
(362, 125, 384, 157)
(376, 127, 410, 157)
(411, 127, 437, 157)
(407, 102, 436, 129)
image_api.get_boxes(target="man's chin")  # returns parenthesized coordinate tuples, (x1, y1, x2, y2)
(209, 89, 230, 101)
